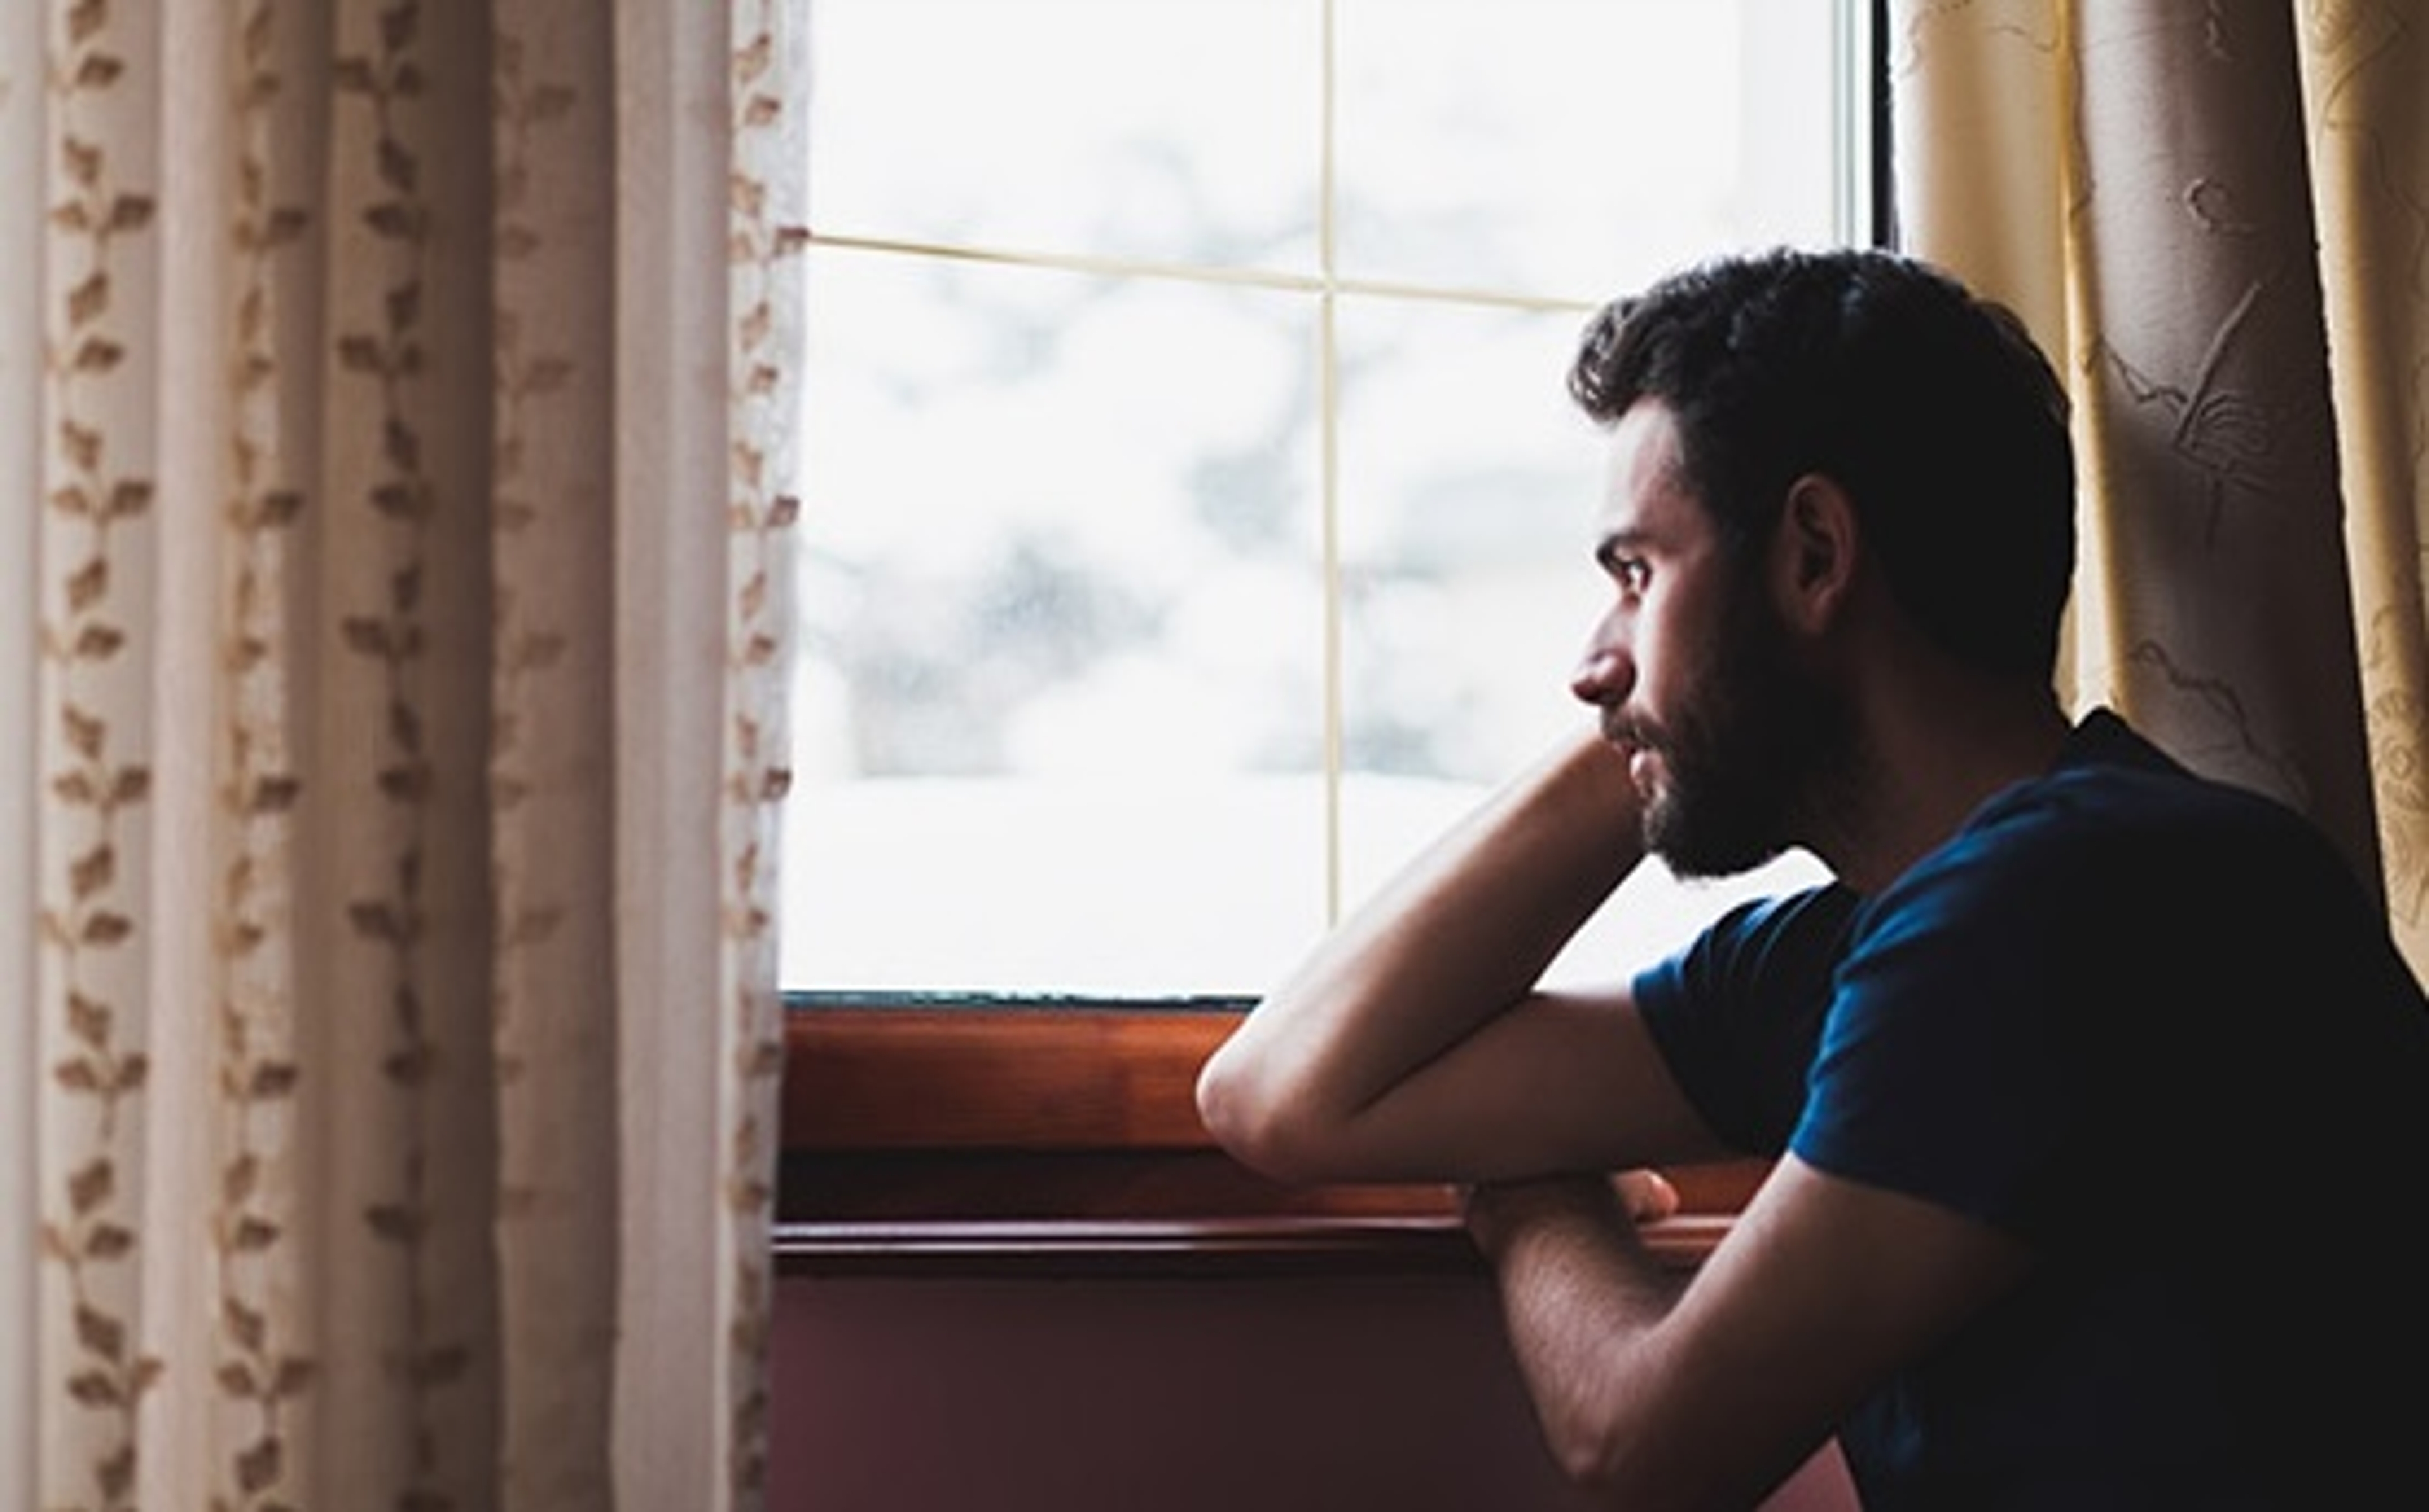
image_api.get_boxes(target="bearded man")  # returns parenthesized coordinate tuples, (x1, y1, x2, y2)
(1197, 247, 2429, 1511)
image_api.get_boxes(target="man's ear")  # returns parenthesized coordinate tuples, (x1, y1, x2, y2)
(1769, 472, 1859, 634)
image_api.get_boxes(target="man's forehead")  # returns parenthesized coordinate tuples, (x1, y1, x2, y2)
(1595, 403, 1696, 536)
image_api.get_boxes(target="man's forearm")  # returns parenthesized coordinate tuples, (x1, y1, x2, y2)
(1464, 1174, 1690, 1500)
(1195, 729, 1648, 1182)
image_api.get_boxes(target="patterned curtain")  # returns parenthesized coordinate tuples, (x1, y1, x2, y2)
(0, 1, 800, 1508)
(1887, 0, 2429, 979)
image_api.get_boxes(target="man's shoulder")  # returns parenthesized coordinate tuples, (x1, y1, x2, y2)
(1946, 710, 2327, 887)
(1663, 882, 1865, 992)
(1873, 710, 2415, 1014)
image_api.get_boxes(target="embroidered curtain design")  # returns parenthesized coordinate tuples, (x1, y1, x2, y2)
(0, 1, 801, 1507)
(1889, 0, 2429, 976)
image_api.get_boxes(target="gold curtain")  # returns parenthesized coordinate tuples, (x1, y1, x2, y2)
(1888, 0, 2429, 977)
(0, 1, 800, 1508)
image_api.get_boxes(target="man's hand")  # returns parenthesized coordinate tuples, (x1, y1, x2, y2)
(1462, 1167, 1681, 1251)
(1614, 1167, 1683, 1224)
(1459, 1168, 1681, 1261)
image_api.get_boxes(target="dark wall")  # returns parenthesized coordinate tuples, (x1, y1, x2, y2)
(771, 1269, 1857, 1511)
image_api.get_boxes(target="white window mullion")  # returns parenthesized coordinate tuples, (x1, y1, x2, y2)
(1318, 0, 1345, 926)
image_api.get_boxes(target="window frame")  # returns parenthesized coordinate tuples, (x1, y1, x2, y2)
(776, 995, 1769, 1277)
(777, 2, 1891, 1274)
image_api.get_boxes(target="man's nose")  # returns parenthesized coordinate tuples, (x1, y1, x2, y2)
(1570, 633, 1631, 708)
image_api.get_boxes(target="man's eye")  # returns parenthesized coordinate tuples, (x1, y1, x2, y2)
(1616, 558, 1651, 594)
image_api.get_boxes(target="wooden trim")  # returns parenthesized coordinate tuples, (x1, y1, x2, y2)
(783, 1148, 1459, 1222)
(776, 1215, 1482, 1279)
(774, 1213, 1735, 1279)
(781, 1004, 1762, 1271)
(784, 1004, 1237, 1151)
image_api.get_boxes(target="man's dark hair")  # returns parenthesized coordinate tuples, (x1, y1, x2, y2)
(1569, 247, 2076, 680)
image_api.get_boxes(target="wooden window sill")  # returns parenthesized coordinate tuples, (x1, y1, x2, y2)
(780, 1002, 1762, 1277)
(773, 1212, 1738, 1279)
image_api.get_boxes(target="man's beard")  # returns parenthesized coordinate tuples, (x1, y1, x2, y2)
(1621, 593, 1854, 880)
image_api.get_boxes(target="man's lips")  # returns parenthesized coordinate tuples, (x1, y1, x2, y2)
(1602, 719, 1661, 792)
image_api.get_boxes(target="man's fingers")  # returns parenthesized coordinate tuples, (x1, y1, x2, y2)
(1612, 1167, 1682, 1222)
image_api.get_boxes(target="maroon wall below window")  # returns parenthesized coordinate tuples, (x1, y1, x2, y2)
(771, 1270, 1858, 1511)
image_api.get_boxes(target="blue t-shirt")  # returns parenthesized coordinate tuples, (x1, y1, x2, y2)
(1635, 710, 2429, 1508)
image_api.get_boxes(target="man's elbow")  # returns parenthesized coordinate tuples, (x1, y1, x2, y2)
(1542, 1396, 1780, 1512)
(1194, 1037, 1338, 1186)
(1193, 1040, 1291, 1176)
(1547, 1413, 1641, 1506)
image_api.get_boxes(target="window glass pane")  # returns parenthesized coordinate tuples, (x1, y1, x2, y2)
(1332, 0, 1841, 297)
(792, 0, 1865, 996)
(810, 0, 1324, 272)
(1334, 295, 1604, 794)
(1331, 295, 1603, 916)
(788, 249, 1329, 993)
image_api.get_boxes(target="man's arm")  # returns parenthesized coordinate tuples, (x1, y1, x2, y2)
(1196, 729, 1729, 1186)
(1468, 1155, 2034, 1510)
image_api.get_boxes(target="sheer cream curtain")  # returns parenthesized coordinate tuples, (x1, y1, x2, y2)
(1889, 0, 2429, 978)
(0, 1, 800, 1508)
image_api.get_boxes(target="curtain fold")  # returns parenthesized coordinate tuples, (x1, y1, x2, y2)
(1889, 0, 2429, 977)
(0, 1, 800, 1506)
(2300, 1, 2429, 952)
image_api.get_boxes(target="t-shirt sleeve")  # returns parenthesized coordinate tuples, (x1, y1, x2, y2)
(1632, 883, 1861, 1155)
(1788, 815, 2110, 1241)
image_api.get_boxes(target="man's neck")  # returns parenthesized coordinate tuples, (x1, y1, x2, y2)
(1807, 679, 2072, 896)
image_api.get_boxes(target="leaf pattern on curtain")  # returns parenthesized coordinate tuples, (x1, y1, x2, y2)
(329, 6, 504, 1503)
(720, 1, 803, 1492)
(486, 2, 619, 1504)
(6, 2, 798, 1508)
(38, 5, 161, 1507)
(216, 5, 318, 1507)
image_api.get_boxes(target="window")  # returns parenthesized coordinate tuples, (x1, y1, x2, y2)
(788, 0, 1873, 1009)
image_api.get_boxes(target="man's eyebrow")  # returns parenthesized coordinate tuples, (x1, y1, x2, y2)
(1593, 529, 1652, 568)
